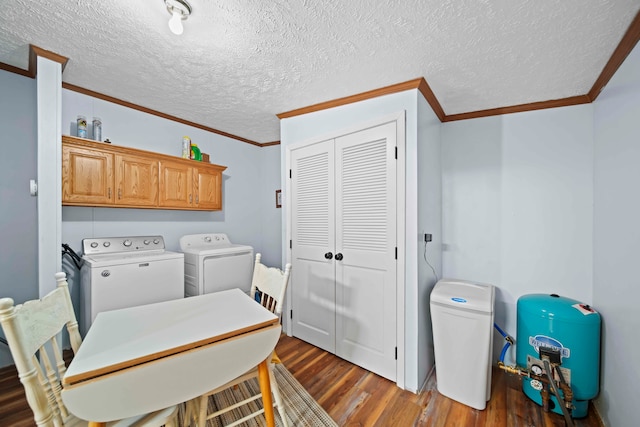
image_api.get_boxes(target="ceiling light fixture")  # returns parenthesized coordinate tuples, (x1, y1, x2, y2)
(164, 0, 192, 35)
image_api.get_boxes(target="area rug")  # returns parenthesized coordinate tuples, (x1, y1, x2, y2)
(198, 363, 338, 427)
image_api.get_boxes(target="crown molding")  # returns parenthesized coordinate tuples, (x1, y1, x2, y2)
(588, 10, 640, 101)
(443, 95, 592, 122)
(261, 140, 281, 147)
(0, 61, 31, 78)
(417, 78, 446, 122)
(28, 45, 68, 78)
(277, 78, 425, 119)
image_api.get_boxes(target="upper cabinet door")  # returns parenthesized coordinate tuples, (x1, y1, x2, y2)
(62, 144, 114, 205)
(116, 154, 158, 206)
(193, 165, 223, 210)
(158, 160, 193, 208)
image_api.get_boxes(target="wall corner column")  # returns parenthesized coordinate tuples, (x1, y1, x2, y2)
(32, 45, 67, 297)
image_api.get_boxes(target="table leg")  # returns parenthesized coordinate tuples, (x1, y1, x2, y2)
(258, 359, 275, 427)
(88, 422, 106, 427)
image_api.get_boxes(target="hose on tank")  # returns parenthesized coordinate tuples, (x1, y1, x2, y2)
(543, 359, 575, 427)
(494, 323, 514, 363)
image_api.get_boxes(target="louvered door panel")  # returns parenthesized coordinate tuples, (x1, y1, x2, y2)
(291, 139, 336, 353)
(340, 139, 388, 251)
(335, 122, 397, 381)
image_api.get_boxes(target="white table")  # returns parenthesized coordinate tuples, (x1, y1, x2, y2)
(62, 288, 280, 427)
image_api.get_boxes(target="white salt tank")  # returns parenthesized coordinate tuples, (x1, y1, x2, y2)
(430, 279, 495, 410)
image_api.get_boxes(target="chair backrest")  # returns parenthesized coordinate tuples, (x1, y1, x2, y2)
(249, 253, 292, 316)
(0, 272, 82, 427)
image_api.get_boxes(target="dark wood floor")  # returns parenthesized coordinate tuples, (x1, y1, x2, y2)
(275, 335, 604, 427)
(0, 335, 604, 426)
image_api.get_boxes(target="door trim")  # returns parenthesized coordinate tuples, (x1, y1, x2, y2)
(284, 111, 406, 389)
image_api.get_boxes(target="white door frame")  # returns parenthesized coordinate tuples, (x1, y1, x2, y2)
(284, 111, 406, 389)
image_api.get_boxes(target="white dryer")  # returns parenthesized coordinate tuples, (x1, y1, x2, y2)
(80, 235, 184, 336)
(179, 233, 254, 297)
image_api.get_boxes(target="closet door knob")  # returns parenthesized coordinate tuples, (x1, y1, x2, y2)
(335, 253, 343, 261)
(324, 252, 333, 260)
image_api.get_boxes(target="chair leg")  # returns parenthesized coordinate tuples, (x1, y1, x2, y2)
(183, 397, 203, 427)
(197, 394, 208, 427)
(182, 399, 195, 427)
(269, 367, 289, 427)
(165, 404, 181, 427)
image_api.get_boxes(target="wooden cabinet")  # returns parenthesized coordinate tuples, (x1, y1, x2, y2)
(158, 160, 223, 209)
(115, 153, 158, 206)
(194, 164, 223, 210)
(62, 136, 226, 211)
(62, 144, 114, 204)
(158, 159, 193, 208)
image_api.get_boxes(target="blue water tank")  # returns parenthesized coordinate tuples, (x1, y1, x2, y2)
(516, 294, 601, 418)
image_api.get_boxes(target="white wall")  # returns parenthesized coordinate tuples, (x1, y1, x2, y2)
(259, 145, 283, 268)
(593, 43, 640, 427)
(441, 104, 594, 365)
(416, 95, 442, 386)
(0, 70, 38, 367)
(280, 89, 433, 392)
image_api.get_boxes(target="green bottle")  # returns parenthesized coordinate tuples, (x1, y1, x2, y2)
(190, 143, 202, 161)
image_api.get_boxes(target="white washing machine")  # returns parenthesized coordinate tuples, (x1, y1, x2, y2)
(179, 233, 254, 297)
(80, 235, 184, 336)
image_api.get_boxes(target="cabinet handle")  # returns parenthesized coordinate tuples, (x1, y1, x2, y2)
(189, 194, 192, 203)
(118, 188, 122, 199)
(324, 252, 333, 260)
(196, 195, 199, 204)
(108, 188, 111, 198)
(335, 253, 344, 261)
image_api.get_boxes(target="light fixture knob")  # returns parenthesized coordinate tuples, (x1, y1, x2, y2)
(168, 10, 183, 35)
(164, 0, 192, 36)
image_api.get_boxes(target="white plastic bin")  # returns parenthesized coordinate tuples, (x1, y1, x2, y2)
(430, 279, 495, 410)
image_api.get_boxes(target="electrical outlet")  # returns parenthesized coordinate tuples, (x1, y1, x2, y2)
(424, 233, 432, 242)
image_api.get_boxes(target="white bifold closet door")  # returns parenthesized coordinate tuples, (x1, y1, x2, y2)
(291, 121, 397, 381)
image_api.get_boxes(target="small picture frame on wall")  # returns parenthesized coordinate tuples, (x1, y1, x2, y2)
(276, 190, 282, 208)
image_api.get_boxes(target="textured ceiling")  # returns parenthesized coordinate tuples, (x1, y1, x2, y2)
(1, 0, 639, 143)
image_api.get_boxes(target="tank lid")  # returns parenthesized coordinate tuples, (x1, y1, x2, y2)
(431, 279, 495, 313)
(518, 294, 600, 322)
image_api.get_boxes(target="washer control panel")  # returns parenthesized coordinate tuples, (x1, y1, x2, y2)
(82, 235, 165, 255)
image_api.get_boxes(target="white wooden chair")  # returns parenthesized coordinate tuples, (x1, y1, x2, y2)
(185, 254, 292, 427)
(0, 272, 180, 427)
